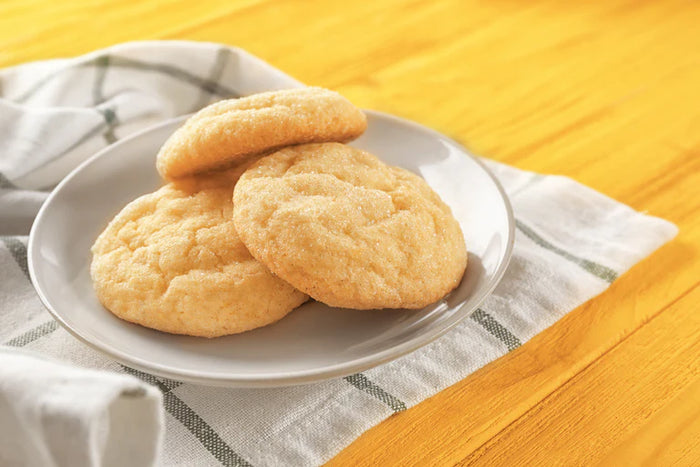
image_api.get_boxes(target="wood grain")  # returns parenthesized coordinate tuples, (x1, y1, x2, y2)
(0, 0, 698, 464)
(462, 285, 700, 466)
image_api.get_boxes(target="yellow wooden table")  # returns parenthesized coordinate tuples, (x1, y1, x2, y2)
(2, 1, 698, 464)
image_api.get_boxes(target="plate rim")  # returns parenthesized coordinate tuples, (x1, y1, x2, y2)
(28, 110, 515, 387)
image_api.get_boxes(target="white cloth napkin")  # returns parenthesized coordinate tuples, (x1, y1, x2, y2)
(0, 348, 163, 467)
(0, 41, 677, 466)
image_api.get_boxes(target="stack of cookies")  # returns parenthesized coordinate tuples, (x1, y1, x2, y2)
(91, 88, 467, 338)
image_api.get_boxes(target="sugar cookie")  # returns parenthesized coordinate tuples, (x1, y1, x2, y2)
(156, 87, 367, 180)
(232, 143, 467, 309)
(91, 178, 308, 337)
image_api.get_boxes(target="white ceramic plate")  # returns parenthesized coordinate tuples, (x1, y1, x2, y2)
(29, 111, 514, 387)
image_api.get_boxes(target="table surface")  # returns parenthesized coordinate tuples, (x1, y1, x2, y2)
(2, 0, 698, 464)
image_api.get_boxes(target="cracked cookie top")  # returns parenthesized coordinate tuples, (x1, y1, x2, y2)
(232, 143, 467, 309)
(90, 179, 307, 337)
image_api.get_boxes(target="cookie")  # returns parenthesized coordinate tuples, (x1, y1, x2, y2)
(232, 143, 467, 310)
(90, 177, 308, 338)
(156, 87, 367, 180)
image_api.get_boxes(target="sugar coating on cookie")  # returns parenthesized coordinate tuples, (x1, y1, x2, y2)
(232, 143, 467, 310)
(91, 179, 308, 338)
(156, 87, 367, 180)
